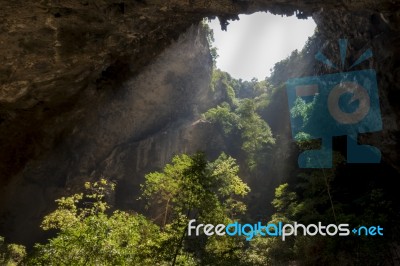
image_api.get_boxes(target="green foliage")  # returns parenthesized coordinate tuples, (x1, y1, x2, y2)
(243, 235, 296, 266)
(142, 152, 250, 224)
(30, 179, 162, 265)
(289, 95, 333, 153)
(0, 237, 26, 266)
(203, 102, 239, 134)
(237, 99, 275, 170)
(210, 69, 238, 106)
(241, 183, 298, 266)
(18, 155, 252, 265)
(290, 97, 315, 129)
(141, 152, 250, 264)
(272, 183, 298, 218)
(290, 93, 346, 150)
(248, 147, 398, 266)
(205, 68, 278, 170)
(204, 91, 275, 170)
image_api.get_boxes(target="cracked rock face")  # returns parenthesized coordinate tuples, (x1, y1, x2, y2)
(0, 0, 399, 245)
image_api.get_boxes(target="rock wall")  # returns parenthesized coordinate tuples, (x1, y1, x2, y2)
(313, 9, 400, 171)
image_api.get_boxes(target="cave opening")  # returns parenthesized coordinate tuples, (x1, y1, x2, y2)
(207, 12, 316, 81)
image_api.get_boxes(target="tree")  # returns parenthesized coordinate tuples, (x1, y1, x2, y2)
(204, 97, 275, 170)
(237, 99, 275, 170)
(241, 183, 298, 266)
(30, 179, 162, 265)
(203, 102, 240, 134)
(141, 152, 250, 265)
(0, 236, 26, 266)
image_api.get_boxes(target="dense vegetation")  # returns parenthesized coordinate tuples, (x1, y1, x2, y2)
(204, 69, 276, 170)
(4, 154, 395, 265)
(0, 153, 246, 265)
(0, 153, 287, 265)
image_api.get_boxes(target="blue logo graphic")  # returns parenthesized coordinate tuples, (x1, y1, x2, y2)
(286, 39, 382, 168)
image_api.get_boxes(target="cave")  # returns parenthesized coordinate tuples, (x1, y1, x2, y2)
(0, 0, 399, 264)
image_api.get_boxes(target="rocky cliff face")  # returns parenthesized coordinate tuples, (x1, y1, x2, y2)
(312, 10, 400, 172)
(0, 0, 399, 245)
(0, 23, 225, 245)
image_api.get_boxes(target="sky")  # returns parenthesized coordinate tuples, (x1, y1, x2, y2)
(207, 12, 316, 81)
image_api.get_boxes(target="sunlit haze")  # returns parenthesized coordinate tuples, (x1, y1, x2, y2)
(208, 12, 316, 81)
